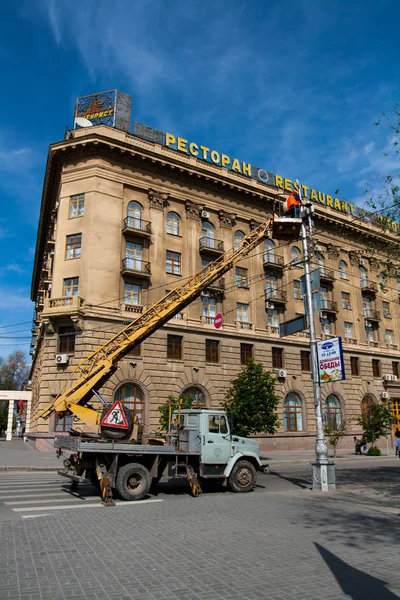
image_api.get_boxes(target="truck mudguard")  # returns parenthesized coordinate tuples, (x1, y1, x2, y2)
(223, 451, 262, 477)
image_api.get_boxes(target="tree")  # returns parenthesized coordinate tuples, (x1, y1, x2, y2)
(158, 393, 195, 433)
(0, 350, 30, 391)
(357, 400, 396, 447)
(324, 418, 349, 458)
(222, 360, 280, 438)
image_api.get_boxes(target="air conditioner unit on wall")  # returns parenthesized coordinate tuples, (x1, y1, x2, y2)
(315, 245, 322, 252)
(275, 369, 287, 378)
(201, 210, 210, 219)
(381, 392, 390, 399)
(383, 374, 396, 381)
(55, 354, 69, 365)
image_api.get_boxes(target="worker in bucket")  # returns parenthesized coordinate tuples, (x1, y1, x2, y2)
(285, 190, 302, 218)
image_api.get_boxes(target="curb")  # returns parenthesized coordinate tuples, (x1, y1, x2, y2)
(261, 455, 398, 466)
(0, 466, 60, 472)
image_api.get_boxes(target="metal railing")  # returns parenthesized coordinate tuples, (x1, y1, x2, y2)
(123, 217, 152, 234)
(361, 280, 378, 292)
(121, 259, 151, 274)
(199, 237, 224, 252)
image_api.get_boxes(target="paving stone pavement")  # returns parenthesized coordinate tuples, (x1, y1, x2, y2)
(1, 462, 400, 600)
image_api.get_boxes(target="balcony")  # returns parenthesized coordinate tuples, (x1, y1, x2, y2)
(236, 321, 254, 331)
(265, 290, 288, 305)
(122, 217, 152, 238)
(206, 278, 225, 295)
(364, 309, 381, 322)
(199, 237, 224, 256)
(361, 280, 378, 294)
(121, 259, 151, 279)
(123, 304, 144, 315)
(42, 295, 85, 318)
(319, 268, 335, 284)
(263, 254, 284, 271)
(320, 300, 338, 314)
(344, 337, 358, 345)
(201, 315, 215, 326)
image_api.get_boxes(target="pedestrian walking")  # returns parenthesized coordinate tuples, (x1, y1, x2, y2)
(395, 437, 400, 457)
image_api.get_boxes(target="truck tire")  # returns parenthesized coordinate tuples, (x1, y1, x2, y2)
(228, 460, 257, 493)
(88, 469, 100, 490)
(115, 463, 151, 501)
(100, 405, 133, 440)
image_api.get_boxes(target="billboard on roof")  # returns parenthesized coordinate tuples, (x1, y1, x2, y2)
(74, 90, 131, 132)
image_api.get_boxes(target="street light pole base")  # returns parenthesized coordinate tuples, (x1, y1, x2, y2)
(310, 461, 336, 491)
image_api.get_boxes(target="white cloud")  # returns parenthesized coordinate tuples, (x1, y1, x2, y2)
(6, 264, 23, 274)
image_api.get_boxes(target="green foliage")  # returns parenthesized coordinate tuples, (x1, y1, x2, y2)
(367, 446, 382, 456)
(0, 350, 29, 391)
(222, 360, 280, 438)
(324, 418, 349, 458)
(0, 402, 8, 434)
(357, 400, 396, 447)
(158, 393, 195, 432)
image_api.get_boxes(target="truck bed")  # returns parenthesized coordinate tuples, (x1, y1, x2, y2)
(54, 435, 201, 456)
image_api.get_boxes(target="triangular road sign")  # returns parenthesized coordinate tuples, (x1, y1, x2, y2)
(100, 401, 129, 429)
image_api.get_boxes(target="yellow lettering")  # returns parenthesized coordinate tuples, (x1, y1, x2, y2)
(348, 203, 355, 215)
(310, 189, 317, 201)
(200, 146, 210, 160)
(293, 181, 299, 191)
(165, 133, 176, 147)
(232, 158, 241, 173)
(334, 198, 341, 211)
(210, 150, 220, 164)
(177, 138, 187, 153)
(301, 185, 309, 198)
(189, 142, 198, 156)
(341, 201, 348, 213)
(275, 175, 284, 189)
(319, 192, 327, 205)
(221, 154, 230, 167)
(326, 196, 333, 208)
(392, 222, 398, 232)
(242, 162, 251, 176)
(284, 178, 292, 192)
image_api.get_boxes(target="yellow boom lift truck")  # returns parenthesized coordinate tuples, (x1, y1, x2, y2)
(37, 214, 300, 505)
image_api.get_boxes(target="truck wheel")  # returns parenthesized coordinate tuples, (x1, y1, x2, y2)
(228, 460, 257, 493)
(88, 469, 100, 490)
(115, 463, 151, 501)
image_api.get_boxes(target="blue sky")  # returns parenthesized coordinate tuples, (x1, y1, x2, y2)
(0, 0, 399, 360)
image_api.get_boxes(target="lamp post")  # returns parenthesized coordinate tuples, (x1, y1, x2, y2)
(298, 186, 335, 491)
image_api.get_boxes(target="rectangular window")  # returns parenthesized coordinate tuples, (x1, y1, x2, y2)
(382, 301, 392, 319)
(167, 335, 182, 360)
(69, 194, 85, 218)
(208, 415, 228, 434)
(236, 303, 249, 322)
(124, 283, 141, 305)
(241, 343, 253, 365)
(300, 350, 310, 372)
(365, 324, 376, 342)
(206, 339, 220, 363)
(344, 322, 353, 339)
(55, 414, 74, 432)
(341, 292, 351, 310)
(125, 242, 143, 270)
(372, 359, 380, 378)
(65, 234, 82, 259)
(350, 356, 360, 376)
(58, 325, 75, 353)
(272, 347, 284, 369)
(235, 267, 248, 288)
(392, 362, 399, 378)
(63, 277, 79, 297)
(321, 317, 331, 335)
(385, 329, 394, 345)
(293, 280, 301, 299)
(202, 297, 216, 322)
(166, 251, 181, 275)
(267, 309, 279, 333)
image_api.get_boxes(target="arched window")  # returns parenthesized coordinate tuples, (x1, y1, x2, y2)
(264, 239, 275, 263)
(283, 392, 303, 432)
(316, 252, 325, 275)
(338, 260, 347, 279)
(182, 386, 206, 406)
(202, 221, 215, 249)
(127, 201, 143, 229)
(265, 274, 277, 298)
(166, 211, 181, 236)
(291, 246, 301, 266)
(379, 272, 386, 289)
(360, 265, 368, 287)
(361, 394, 374, 420)
(114, 383, 145, 424)
(234, 230, 245, 250)
(325, 395, 342, 428)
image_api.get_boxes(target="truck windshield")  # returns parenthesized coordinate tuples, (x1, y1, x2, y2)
(208, 415, 228, 434)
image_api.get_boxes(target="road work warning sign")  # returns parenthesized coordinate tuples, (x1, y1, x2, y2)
(101, 401, 129, 429)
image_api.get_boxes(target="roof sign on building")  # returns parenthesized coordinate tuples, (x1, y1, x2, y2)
(74, 90, 132, 132)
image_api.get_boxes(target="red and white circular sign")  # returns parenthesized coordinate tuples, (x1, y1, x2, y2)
(214, 313, 223, 329)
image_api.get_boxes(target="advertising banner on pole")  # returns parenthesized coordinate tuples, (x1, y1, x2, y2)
(317, 337, 346, 383)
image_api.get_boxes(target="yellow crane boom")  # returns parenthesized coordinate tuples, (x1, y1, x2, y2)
(37, 217, 278, 433)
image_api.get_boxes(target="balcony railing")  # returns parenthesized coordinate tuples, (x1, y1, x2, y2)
(236, 321, 253, 330)
(361, 280, 378, 293)
(42, 295, 85, 318)
(364, 309, 381, 322)
(207, 278, 225, 294)
(123, 304, 144, 314)
(121, 259, 151, 277)
(319, 268, 335, 283)
(201, 315, 215, 325)
(265, 290, 287, 304)
(199, 237, 224, 254)
(320, 300, 338, 313)
(123, 217, 152, 236)
(266, 326, 280, 336)
(263, 254, 284, 270)
(344, 337, 358, 345)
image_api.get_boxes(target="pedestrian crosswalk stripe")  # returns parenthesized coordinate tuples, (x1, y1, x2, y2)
(12, 498, 163, 512)
(5, 497, 97, 505)
(22, 514, 53, 519)
(0, 491, 88, 500)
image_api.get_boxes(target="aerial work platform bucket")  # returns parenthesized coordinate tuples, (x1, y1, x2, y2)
(272, 216, 302, 241)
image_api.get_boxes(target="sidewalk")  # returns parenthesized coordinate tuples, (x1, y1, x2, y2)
(261, 449, 398, 465)
(0, 438, 60, 471)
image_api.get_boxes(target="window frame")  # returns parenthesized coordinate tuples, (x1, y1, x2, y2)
(325, 395, 342, 429)
(167, 334, 183, 360)
(350, 356, 360, 377)
(205, 339, 220, 363)
(338, 260, 347, 279)
(166, 250, 182, 275)
(392, 361, 399, 378)
(235, 266, 249, 288)
(300, 350, 311, 372)
(283, 392, 303, 432)
(58, 325, 76, 354)
(240, 343, 253, 365)
(114, 383, 145, 424)
(124, 282, 141, 305)
(272, 347, 284, 369)
(372, 359, 381, 378)
(236, 302, 249, 323)
(63, 277, 79, 297)
(65, 233, 82, 260)
(69, 194, 85, 218)
(166, 211, 181, 236)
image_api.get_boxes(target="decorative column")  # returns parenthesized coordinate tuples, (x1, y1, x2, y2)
(6, 400, 14, 441)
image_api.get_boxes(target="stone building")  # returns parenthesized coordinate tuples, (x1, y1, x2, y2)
(29, 123, 400, 452)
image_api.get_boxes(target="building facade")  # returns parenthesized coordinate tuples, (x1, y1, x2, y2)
(29, 124, 400, 452)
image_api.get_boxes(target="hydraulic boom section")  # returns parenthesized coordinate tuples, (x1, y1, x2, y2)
(37, 218, 274, 436)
